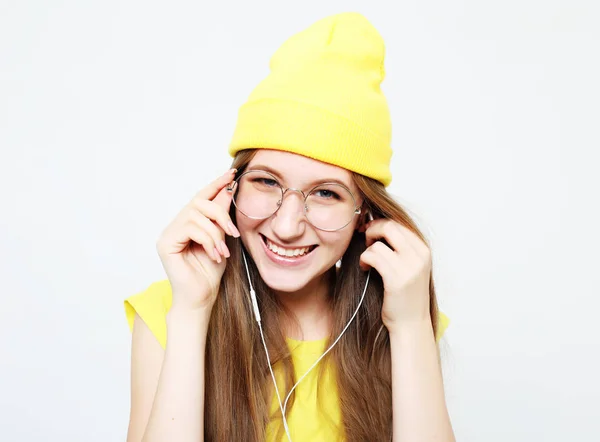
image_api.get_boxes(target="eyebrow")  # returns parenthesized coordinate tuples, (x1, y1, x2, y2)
(247, 164, 354, 189)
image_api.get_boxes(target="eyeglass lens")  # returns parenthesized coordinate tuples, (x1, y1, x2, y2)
(231, 170, 357, 231)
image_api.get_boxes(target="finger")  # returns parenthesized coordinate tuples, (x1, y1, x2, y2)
(211, 184, 235, 216)
(194, 199, 240, 238)
(163, 221, 221, 263)
(196, 168, 237, 201)
(365, 219, 427, 257)
(359, 241, 396, 277)
(189, 207, 229, 257)
(186, 224, 223, 263)
(213, 185, 240, 238)
(394, 223, 431, 257)
(364, 219, 406, 250)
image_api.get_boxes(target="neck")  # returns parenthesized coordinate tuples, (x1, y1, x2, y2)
(274, 269, 334, 341)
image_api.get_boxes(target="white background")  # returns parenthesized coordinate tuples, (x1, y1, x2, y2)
(1, 1, 599, 441)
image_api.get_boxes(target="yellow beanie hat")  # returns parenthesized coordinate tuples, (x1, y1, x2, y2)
(228, 12, 393, 186)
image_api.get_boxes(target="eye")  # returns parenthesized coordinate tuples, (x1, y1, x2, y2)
(314, 189, 341, 200)
(256, 178, 278, 187)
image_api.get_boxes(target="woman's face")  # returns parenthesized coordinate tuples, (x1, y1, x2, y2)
(235, 149, 362, 294)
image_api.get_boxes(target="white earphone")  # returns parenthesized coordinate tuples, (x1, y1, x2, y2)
(240, 210, 373, 442)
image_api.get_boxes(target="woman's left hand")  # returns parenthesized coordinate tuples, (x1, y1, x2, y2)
(359, 218, 432, 335)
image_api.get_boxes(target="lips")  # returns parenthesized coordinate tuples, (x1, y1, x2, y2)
(260, 234, 318, 259)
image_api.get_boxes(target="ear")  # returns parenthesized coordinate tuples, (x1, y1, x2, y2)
(356, 208, 373, 232)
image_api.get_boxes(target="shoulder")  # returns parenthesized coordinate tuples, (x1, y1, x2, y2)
(124, 280, 173, 349)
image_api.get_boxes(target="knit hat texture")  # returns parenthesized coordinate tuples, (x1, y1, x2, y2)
(229, 12, 393, 186)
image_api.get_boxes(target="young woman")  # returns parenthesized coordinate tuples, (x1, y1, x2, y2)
(124, 12, 454, 442)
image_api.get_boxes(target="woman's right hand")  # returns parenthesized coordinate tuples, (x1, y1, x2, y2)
(156, 168, 241, 312)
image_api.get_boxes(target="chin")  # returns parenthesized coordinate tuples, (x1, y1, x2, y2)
(258, 269, 314, 293)
(254, 255, 330, 294)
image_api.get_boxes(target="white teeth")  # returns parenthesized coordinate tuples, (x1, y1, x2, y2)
(265, 238, 311, 257)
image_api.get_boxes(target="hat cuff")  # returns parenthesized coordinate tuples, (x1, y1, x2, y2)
(229, 98, 392, 186)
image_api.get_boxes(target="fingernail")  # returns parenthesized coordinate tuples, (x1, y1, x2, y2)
(228, 221, 240, 237)
(214, 247, 222, 263)
(220, 240, 230, 258)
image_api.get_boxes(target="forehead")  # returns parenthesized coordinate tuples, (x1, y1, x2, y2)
(247, 149, 356, 190)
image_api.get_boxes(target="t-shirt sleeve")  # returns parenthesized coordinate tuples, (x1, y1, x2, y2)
(124, 279, 173, 349)
(436, 311, 450, 342)
(124, 280, 450, 346)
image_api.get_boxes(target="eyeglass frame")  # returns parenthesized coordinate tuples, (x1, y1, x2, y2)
(226, 169, 362, 232)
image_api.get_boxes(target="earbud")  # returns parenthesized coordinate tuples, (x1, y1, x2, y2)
(249, 288, 261, 322)
(226, 181, 237, 193)
(241, 250, 261, 323)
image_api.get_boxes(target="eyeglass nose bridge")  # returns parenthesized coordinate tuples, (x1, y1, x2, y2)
(277, 187, 309, 212)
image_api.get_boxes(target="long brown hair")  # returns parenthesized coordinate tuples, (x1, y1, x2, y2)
(203, 149, 440, 441)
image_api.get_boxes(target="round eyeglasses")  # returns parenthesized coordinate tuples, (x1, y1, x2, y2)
(226, 169, 361, 231)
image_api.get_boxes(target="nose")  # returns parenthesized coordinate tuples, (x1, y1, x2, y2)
(270, 188, 307, 240)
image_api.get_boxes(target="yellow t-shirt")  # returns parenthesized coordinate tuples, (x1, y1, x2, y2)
(124, 280, 450, 441)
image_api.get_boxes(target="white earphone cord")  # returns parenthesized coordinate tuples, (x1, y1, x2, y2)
(242, 251, 371, 442)
(241, 252, 292, 440)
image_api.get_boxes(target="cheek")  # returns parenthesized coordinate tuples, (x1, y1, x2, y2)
(234, 209, 260, 233)
(319, 230, 355, 257)
(234, 211, 267, 254)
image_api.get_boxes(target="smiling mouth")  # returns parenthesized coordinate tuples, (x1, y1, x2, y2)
(260, 234, 318, 258)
